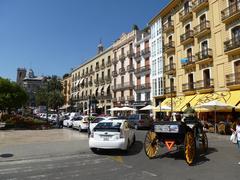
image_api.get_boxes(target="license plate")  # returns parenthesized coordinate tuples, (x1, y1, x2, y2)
(103, 137, 109, 141)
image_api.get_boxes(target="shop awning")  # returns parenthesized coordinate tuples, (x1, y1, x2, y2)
(98, 86, 103, 94)
(104, 84, 110, 93)
(175, 95, 196, 111)
(79, 78, 84, 84)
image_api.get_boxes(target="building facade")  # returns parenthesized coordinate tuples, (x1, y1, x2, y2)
(62, 74, 72, 108)
(111, 30, 137, 108)
(134, 27, 152, 108)
(71, 44, 113, 114)
(149, 15, 164, 109)
(159, 0, 240, 112)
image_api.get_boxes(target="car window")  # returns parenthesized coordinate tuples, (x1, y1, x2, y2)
(108, 117, 118, 120)
(94, 122, 122, 132)
(92, 118, 104, 123)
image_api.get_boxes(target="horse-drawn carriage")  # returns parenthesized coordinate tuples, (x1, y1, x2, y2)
(144, 116, 208, 165)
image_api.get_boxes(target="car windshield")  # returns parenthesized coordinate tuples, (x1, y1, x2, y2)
(94, 122, 121, 132)
(73, 117, 83, 121)
(128, 114, 139, 120)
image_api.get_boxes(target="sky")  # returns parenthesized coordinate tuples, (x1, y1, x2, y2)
(0, 0, 169, 81)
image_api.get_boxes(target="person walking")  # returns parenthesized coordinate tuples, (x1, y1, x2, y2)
(231, 119, 240, 164)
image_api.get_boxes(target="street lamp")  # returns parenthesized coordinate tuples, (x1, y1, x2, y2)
(169, 74, 173, 121)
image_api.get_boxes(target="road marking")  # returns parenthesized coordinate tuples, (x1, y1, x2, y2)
(142, 171, 157, 177)
(110, 156, 123, 163)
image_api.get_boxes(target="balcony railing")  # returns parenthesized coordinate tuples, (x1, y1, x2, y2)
(193, 20, 210, 37)
(127, 96, 135, 101)
(106, 60, 111, 67)
(99, 78, 105, 85)
(226, 72, 240, 86)
(179, 7, 193, 21)
(134, 65, 150, 75)
(180, 30, 194, 44)
(141, 47, 150, 57)
(89, 81, 93, 87)
(224, 37, 240, 53)
(100, 63, 105, 70)
(135, 51, 141, 62)
(135, 83, 151, 91)
(164, 86, 176, 94)
(112, 97, 117, 103)
(221, 0, 240, 22)
(163, 20, 174, 33)
(112, 82, 134, 91)
(95, 66, 100, 72)
(94, 79, 99, 86)
(112, 57, 118, 64)
(164, 63, 176, 73)
(195, 48, 213, 62)
(127, 50, 134, 58)
(112, 70, 118, 77)
(182, 56, 195, 67)
(119, 67, 126, 75)
(119, 97, 125, 102)
(127, 64, 135, 72)
(119, 53, 126, 62)
(164, 41, 175, 53)
(90, 69, 94, 74)
(182, 82, 195, 92)
(192, 0, 209, 12)
(105, 76, 111, 84)
(195, 79, 214, 89)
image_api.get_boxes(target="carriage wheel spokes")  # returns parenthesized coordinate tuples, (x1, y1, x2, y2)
(144, 131, 160, 158)
(184, 131, 196, 165)
(201, 131, 208, 153)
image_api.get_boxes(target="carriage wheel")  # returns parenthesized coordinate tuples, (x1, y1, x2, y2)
(144, 131, 160, 159)
(184, 131, 196, 165)
(201, 131, 208, 153)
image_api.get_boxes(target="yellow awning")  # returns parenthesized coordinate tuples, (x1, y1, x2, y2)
(175, 95, 196, 111)
(226, 90, 240, 106)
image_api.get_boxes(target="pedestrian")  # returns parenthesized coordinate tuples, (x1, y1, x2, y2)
(231, 119, 240, 164)
(183, 103, 195, 117)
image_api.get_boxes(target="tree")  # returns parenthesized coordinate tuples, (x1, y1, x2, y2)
(0, 77, 28, 113)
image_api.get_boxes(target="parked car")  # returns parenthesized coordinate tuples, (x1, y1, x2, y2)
(72, 116, 89, 132)
(89, 116, 118, 134)
(89, 119, 135, 151)
(63, 112, 81, 127)
(128, 114, 153, 130)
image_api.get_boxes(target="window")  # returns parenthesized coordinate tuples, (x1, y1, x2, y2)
(137, 93, 141, 101)
(145, 92, 150, 101)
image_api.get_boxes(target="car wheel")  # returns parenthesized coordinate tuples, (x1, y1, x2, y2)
(79, 125, 82, 132)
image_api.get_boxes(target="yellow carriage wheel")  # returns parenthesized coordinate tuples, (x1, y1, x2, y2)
(144, 131, 159, 159)
(201, 131, 208, 153)
(184, 131, 196, 165)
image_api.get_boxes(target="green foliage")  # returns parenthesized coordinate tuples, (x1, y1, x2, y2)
(0, 77, 28, 112)
(48, 90, 64, 110)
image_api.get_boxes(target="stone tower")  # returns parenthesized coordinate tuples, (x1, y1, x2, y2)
(16, 68, 26, 86)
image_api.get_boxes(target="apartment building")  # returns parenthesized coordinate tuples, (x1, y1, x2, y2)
(62, 74, 72, 108)
(149, 14, 164, 109)
(159, 0, 240, 111)
(71, 43, 113, 114)
(111, 29, 137, 107)
(134, 27, 151, 107)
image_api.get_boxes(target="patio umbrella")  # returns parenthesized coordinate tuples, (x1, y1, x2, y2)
(195, 100, 235, 133)
(107, 107, 122, 111)
(120, 107, 137, 111)
(140, 105, 155, 111)
(154, 105, 171, 112)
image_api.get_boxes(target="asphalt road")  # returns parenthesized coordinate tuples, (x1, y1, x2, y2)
(0, 129, 239, 180)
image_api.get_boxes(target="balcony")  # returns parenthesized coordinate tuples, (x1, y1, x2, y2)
(135, 51, 141, 62)
(105, 76, 111, 84)
(99, 78, 105, 85)
(224, 37, 240, 55)
(97, 95, 112, 100)
(127, 50, 134, 58)
(141, 47, 150, 58)
(112, 97, 117, 103)
(163, 20, 174, 33)
(119, 67, 126, 75)
(94, 79, 99, 86)
(134, 65, 150, 77)
(119, 97, 125, 102)
(127, 64, 135, 72)
(221, 0, 240, 24)
(106, 60, 111, 67)
(193, 21, 211, 38)
(100, 63, 105, 70)
(89, 81, 93, 87)
(182, 56, 196, 68)
(90, 69, 94, 75)
(195, 48, 213, 64)
(192, 0, 209, 13)
(180, 30, 194, 45)
(135, 83, 151, 91)
(164, 63, 176, 75)
(164, 86, 176, 94)
(226, 72, 240, 89)
(164, 41, 175, 54)
(195, 79, 214, 92)
(112, 70, 118, 77)
(95, 66, 100, 72)
(85, 82, 88, 88)
(179, 7, 193, 22)
(111, 82, 135, 91)
(112, 57, 118, 65)
(182, 82, 195, 92)
(119, 53, 126, 62)
(127, 96, 135, 102)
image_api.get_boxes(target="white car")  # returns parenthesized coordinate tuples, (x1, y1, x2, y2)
(72, 116, 89, 132)
(89, 116, 118, 134)
(89, 119, 136, 151)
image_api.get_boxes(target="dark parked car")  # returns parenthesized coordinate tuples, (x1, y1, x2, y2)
(128, 114, 153, 129)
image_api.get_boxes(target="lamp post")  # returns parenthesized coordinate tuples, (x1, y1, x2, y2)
(169, 74, 173, 121)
